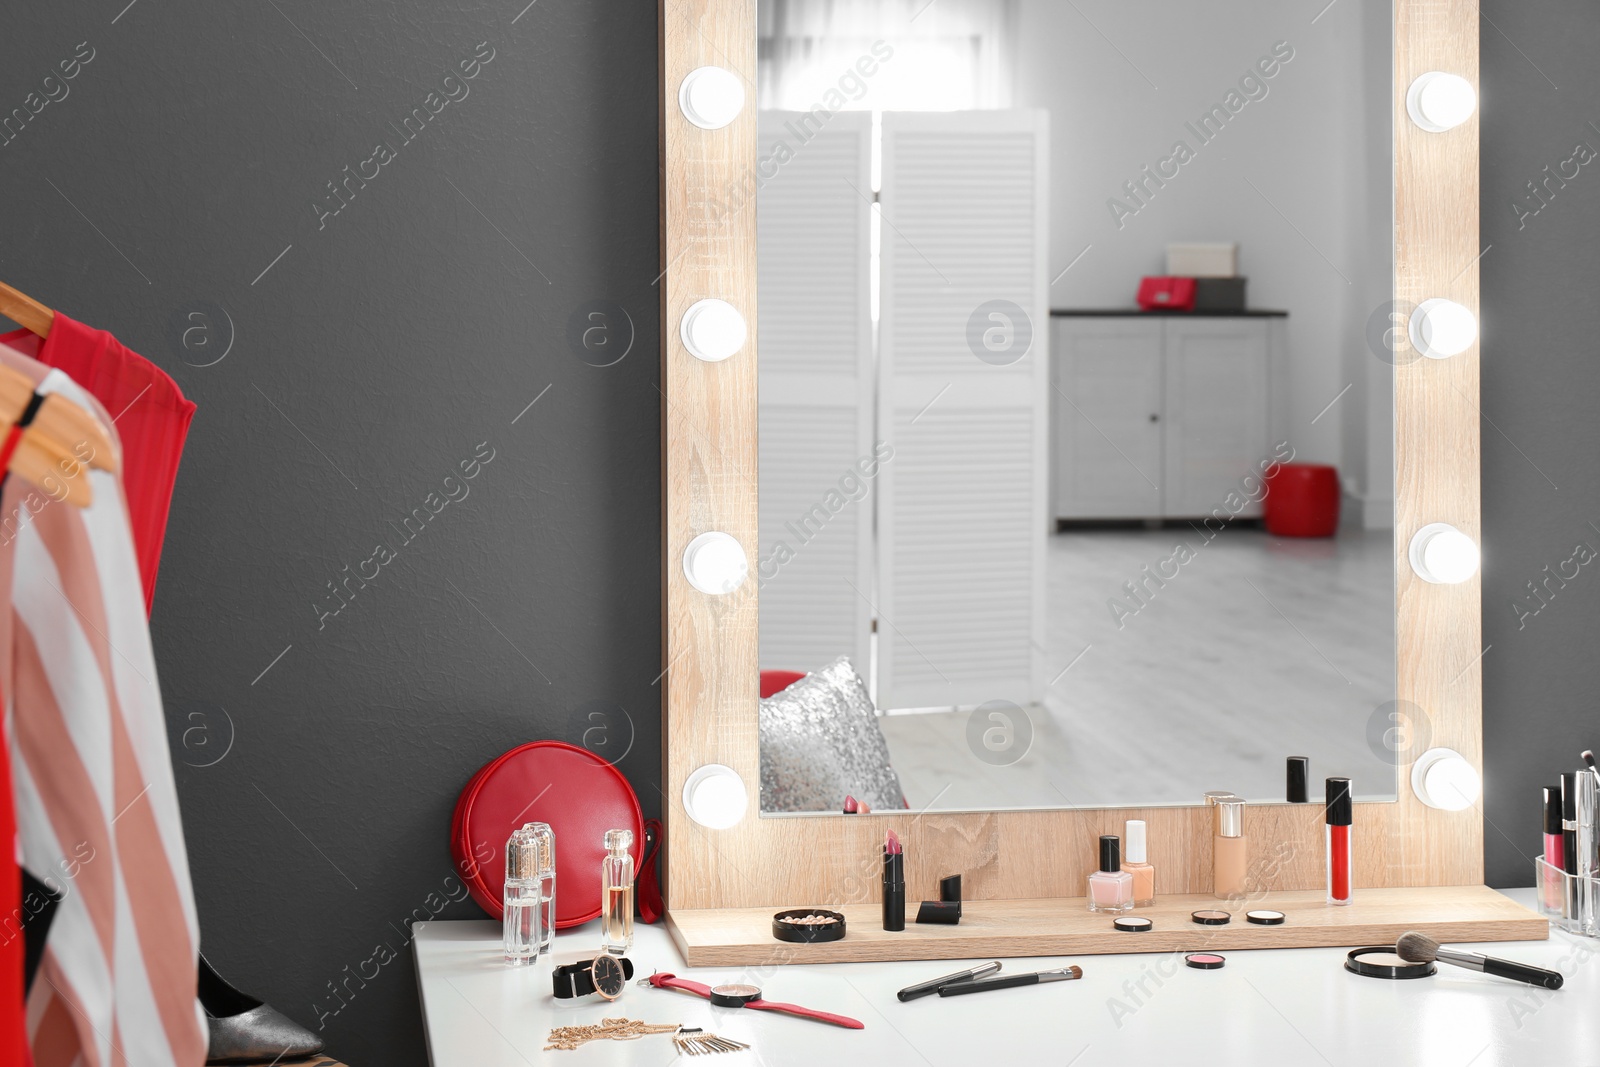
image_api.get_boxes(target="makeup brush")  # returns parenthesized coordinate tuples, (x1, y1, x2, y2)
(1395, 932, 1563, 989)
(937, 966, 1082, 997)
(1584, 750, 1599, 783)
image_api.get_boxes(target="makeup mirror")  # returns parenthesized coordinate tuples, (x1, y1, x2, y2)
(752, 0, 1398, 813)
(660, 0, 1486, 936)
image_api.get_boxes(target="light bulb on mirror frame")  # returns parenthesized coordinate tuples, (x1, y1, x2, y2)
(1408, 298, 1477, 359)
(682, 764, 748, 829)
(1406, 71, 1476, 133)
(683, 531, 748, 595)
(679, 298, 748, 362)
(1411, 748, 1480, 811)
(678, 65, 745, 130)
(1408, 523, 1479, 584)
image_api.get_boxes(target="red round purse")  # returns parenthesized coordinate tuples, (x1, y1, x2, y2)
(451, 740, 644, 928)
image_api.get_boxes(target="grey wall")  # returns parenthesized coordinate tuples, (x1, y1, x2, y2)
(1, 3, 658, 1064)
(1480, 1, 1600, 888)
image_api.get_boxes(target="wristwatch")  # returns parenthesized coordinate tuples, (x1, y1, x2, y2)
(646, 972, 864, 1029)
(552, 955, 634, 1001)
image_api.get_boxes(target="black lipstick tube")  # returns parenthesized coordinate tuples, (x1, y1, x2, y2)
(882, 850, 905, 931)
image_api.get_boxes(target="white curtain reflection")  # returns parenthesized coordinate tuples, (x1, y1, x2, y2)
(757, 0, 1017, 112)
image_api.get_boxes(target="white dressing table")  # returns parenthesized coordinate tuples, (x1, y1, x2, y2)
(415, 888, 1595, 1067)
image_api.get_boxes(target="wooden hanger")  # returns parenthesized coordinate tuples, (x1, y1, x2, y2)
(0, 280, 117, 507)
(0, 280, 56, 339)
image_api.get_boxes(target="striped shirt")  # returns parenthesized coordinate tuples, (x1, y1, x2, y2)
(0, 339, 206, 1066)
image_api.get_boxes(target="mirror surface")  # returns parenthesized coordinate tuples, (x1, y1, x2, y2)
(753, 0, 1397, 813)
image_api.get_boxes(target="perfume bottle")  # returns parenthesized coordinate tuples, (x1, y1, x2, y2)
(527, 822, 556, 956)
(1122, 819, 1155, 907)
(600, 828, 635, 955)
(1087, 835, 1134, 913)
(503, 826, 543, 965)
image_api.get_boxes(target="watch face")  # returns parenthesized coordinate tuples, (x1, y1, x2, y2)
(709, 982, 762, 1007)
(592, 955, 626, 1001)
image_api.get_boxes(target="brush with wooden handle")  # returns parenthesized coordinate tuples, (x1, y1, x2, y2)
(1396, 932, 1563, 989)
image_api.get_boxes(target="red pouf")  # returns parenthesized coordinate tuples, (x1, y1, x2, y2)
(1264, 463, 1341, 537)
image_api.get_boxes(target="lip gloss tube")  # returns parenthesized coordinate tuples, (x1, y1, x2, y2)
(1544, 785, 1566, 911)
(1325, 777, 1352, 906)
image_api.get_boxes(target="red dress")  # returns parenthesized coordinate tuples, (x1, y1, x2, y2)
(4, 314, 197, 611)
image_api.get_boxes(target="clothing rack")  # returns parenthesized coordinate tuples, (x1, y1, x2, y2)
(0, 280, 55, 338)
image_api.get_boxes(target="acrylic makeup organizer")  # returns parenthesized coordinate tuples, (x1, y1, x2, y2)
(1535, 857, 1599, 938)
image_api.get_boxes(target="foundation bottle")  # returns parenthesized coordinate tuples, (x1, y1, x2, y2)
(1213, 797, 1248, 899)
(1122, 819, 1155, 907)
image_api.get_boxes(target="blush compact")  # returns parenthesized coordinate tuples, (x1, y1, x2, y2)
(1185, 952, 1226, 970)
(1246, 910, 1286, 925)
(1191, 910, 1232, 926)
(772, 908, 847, 943)
(1345, 946, 1436, 979)
(1113, 916, 1153, 932)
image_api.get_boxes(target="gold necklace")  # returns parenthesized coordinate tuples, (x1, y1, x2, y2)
(544, 1017, 681, 1051)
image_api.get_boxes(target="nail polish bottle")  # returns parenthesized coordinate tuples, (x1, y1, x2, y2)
(1088, 835, 1134, 913)
(1325, 777, 1353, 906)
(503, 826, 543, 965)
(1122, 820, 1155, 907)
(600, 828, 635, 955)
(1213, 798, 1247, 900)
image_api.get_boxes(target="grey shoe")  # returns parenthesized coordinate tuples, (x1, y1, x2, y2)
(199, 954, 325, 1065)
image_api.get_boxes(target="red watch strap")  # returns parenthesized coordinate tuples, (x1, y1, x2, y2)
(650, 973, 715, 997)
(744, 999, 864, 1029)
(647, 973, 864, 1029)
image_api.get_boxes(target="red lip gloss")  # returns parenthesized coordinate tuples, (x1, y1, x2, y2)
(1325, 777, 1352, 905)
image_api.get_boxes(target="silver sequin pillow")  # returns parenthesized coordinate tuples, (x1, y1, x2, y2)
(759, 656, 904, 813)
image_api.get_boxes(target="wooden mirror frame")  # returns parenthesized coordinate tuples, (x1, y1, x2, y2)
(660, 0, 1490, 943)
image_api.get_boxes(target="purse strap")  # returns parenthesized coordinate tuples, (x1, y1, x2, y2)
(637, 818, 664, 923)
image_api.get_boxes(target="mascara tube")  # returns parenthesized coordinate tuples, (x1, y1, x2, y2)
(1577, 771, 1598, 933)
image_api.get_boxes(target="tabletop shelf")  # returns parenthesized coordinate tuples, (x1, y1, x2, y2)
(666, 884, 1544, 966)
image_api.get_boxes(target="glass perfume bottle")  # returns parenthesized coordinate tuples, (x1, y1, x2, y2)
(600, 828, 635, 955)
(1122, 819, 1155, 907)
(527, 822, 556, 956)
(503, 825, 543, 965)
(1087, 835, 1134, 913)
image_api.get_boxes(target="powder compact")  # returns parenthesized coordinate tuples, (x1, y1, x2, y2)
(1344, 947, 1436, 979)
(1185, 953, 1227, 970)
(1112, 916, 1153, 932)
(771, 908, 847, 943)
(1246, 910, 1286, 925)
(1191, 910, 1232, 926)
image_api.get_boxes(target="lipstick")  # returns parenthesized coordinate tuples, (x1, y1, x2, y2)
(883, 829, 905, 931)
